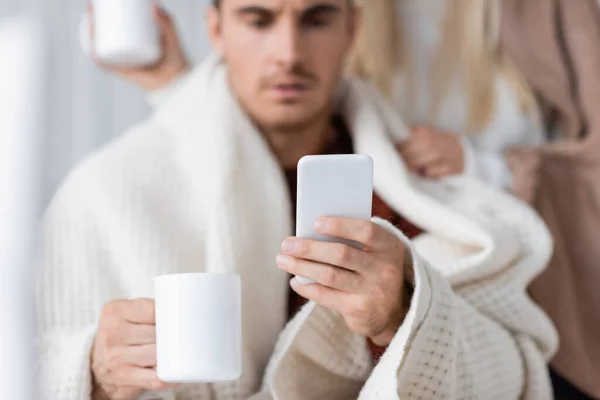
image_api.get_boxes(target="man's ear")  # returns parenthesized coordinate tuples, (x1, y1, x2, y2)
(206, 6, 224, 56)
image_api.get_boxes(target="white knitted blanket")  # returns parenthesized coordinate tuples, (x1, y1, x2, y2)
(36, 56, 557, 400)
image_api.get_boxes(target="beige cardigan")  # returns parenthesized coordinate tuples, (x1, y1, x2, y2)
(37, 56, 557, 399)
(501, 0, 600, 397)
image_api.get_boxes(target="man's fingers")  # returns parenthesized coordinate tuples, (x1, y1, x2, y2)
(123, 324, 156, 345)
(289, 278, 347, 313)
(314, 218, 397, 251)
(122, 344, 157, 367)
(280, 239, 368, 271)
(121, 299, 156, 324)
(276, 255, 360, 291)
(114, 366, 170, 391)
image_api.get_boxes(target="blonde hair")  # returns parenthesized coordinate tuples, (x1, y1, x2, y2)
(347, 0, 536, 133)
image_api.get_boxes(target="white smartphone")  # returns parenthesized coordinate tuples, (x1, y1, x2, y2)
(295, 154, 374, 284)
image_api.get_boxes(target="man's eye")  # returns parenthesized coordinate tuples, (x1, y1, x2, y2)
(306, 18, 328, 27)
(302, 15, 331, 28)
(249, 17, 272, 29)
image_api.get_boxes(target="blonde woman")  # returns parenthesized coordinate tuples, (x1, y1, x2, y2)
(348, 0, 544, 192)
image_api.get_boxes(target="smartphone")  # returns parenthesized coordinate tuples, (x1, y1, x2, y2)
(295, 154, 374, 284)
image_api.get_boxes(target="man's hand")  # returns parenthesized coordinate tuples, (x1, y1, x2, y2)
(91, 299, 171, 400)
(276, 218, 408, 347)
(398, 126, 465, 178)
(89, 4, 190, 91)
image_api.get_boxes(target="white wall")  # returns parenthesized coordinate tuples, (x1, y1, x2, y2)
(0, 16, 43, 399)
(1, 0, 213, 202)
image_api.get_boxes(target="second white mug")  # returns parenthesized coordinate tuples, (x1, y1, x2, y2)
(155, 273, 242, 383)
(90, 0, 161, 67)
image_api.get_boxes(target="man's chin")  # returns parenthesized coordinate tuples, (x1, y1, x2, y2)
(259, 107, 324, 132)
(264, 116, 318, 132)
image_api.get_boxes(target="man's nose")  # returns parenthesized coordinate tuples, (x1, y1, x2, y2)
(272, 19, 303, 68)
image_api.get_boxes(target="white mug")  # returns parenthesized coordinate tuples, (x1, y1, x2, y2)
(89, 0, 160, 67)
(155, 273, 242, 383)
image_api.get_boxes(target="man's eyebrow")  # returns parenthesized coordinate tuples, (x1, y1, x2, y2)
(301, 3, 342, 15)
(234, 5, 274, 16)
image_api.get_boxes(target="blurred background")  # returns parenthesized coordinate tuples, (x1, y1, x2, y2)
(0, 3, 211, 397)
(0, 0, 211, 202)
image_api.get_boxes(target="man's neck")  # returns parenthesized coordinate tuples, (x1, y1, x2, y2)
(263, 116, 336, 170)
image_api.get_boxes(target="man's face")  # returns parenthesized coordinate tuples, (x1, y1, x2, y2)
(208, 0, 357, 132)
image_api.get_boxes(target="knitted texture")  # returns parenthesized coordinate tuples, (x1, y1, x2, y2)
(36, 56, 557, 400)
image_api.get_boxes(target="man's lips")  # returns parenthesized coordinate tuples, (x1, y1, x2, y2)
(269, 82, 310, 98)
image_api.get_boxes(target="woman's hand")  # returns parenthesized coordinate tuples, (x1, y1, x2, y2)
(506, 147, 541, 204)
(89, 4, 190, 91)
(398, 126, 465, 179)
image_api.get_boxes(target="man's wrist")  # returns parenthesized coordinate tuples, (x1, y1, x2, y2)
(369, 278, 414, 347)
(91, 343, 110, 400)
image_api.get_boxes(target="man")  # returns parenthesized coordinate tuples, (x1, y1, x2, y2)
(38, 0, 557, 399)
